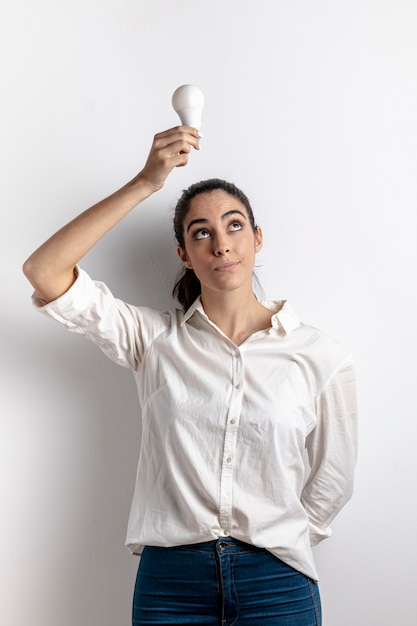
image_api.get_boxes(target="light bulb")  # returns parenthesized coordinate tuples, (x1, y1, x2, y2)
(172, 84, 205, 129)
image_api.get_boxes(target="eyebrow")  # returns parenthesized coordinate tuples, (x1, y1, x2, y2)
(186, 209, 247, 233)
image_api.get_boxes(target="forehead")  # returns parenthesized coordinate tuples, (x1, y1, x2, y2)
(185, 190, 248, 223)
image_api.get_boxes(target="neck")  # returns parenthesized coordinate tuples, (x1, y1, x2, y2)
(200, 288, 272, 345)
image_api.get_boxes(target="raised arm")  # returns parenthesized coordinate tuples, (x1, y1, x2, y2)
(22, 126, 200, 303)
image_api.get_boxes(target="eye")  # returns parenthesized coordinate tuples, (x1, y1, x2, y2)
(193, 228, 211, 240)
(228, 220, 244, 232)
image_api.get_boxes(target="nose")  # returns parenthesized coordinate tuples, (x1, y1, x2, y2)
(213, 233, 230, 256)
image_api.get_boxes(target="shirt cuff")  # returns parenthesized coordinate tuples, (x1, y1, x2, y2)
(309, 521, 332, 546)
(32, 266, 96, 323)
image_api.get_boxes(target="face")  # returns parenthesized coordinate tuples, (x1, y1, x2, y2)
(177, 190, 263, 298)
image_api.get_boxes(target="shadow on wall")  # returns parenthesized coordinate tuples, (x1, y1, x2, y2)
(84, 200, 183, 311)
(4, 315, 141, 623)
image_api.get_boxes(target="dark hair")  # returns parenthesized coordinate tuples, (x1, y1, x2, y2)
(172, 178, 257, 311)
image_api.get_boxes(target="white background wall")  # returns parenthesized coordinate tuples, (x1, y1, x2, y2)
(2, 1, 416, 624)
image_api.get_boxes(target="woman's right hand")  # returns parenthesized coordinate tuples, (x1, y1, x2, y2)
(136, 126, 201, 193)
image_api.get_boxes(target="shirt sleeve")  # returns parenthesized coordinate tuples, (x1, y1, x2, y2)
(32, 266, 170, 371)
(301, 354, 358, 546)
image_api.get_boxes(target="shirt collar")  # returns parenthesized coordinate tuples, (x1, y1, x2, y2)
(181, 296, 206, 325)
(264, 300, 300, 335)
(181, 297, 300, 335)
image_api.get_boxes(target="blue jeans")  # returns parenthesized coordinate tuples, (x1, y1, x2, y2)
(132, 537, 321, 625)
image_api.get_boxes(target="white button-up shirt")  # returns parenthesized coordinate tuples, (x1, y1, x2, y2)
(35, 267, 357, 581)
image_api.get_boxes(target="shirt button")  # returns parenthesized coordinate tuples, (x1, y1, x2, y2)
(235, 383, 240, 389)
(226, 456, 232, 463)
(230, 418, 236, 425)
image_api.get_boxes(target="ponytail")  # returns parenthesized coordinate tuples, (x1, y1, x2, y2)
(172, 268, 201, 312)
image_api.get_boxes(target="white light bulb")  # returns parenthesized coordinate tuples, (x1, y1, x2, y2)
(172, 84, 205, 129)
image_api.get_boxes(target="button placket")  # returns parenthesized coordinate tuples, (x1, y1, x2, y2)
(219, 350, 243, 533)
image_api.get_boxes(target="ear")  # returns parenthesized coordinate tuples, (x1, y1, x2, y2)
(254, 226, 263, 253)
(177, 245, 193, 269)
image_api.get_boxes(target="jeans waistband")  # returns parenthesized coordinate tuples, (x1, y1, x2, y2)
(165, 537, 266, 554)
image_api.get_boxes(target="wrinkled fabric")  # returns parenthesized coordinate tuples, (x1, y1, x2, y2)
(34, 267, 358, 581)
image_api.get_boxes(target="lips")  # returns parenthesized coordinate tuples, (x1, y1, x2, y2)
(215, 262, 239, 272)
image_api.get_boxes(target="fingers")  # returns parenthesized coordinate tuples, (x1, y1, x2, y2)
(153, 126, 201, 155)
(153, 127, 201, 165)
(154, 125, 201, 140)
(148, 131, 196, 173)
(138, 126, 202, 191)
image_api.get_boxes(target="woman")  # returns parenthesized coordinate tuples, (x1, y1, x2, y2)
(23, 127, 357, 625)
